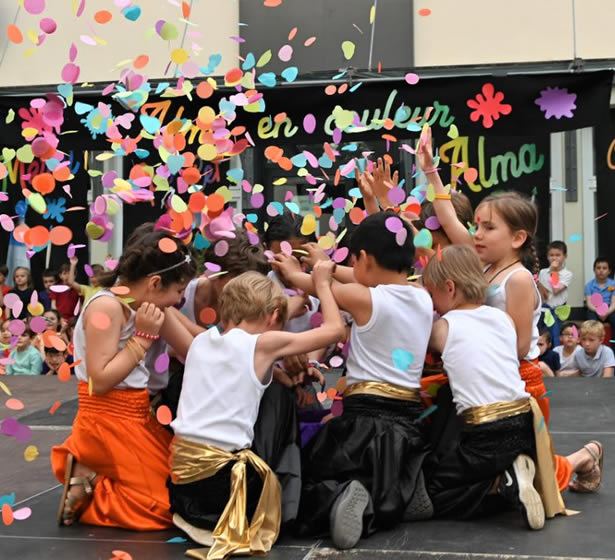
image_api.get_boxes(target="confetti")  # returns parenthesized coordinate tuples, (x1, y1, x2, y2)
(5, 398, 24, 411)
(24, 446, 39, 462)
(156, 405, 173, 426)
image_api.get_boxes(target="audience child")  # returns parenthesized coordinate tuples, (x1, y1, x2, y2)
(575, 321, 615, 378)
(51, 230, 196, 529)
(554, 322, 581, 377)
(6, 329, 43, 376)
(0, 319, 12, 374)
(538, 241, 572, 342)
(537, 329, 561, 377)
(275, 212, 433, 549)
(169, 265, 345, 559)
(50, 263, 81, 321)
(67, 256, 104, 303)
(585, 257, 615, 331)
(422, 245, 561, 528)
(9, 267, 36, 320)
(40, 268, 56, 311)
(0, 265, 10, 296)
(42, 346, 69, 376)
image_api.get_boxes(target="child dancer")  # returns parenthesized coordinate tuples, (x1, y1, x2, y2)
(51, 230, 195, 529)
(422, 245, 565, 527)
(168, 265, 345, 559)
(274, 212, 433, 549)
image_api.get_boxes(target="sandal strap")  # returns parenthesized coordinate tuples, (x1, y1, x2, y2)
(68, 472, 96, 495)
(583, 443, 600, 464)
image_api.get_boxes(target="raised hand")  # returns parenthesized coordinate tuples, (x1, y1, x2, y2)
(300, 242, 331, 269)
(135, 302, 165, 337)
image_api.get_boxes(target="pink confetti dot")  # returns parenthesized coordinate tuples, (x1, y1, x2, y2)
(40, 18, 57, 34)
(29, 316, 47, 334)
(214, 240, 229, 257)
(278, 44, 293, 62)
(280, 241, 293, 256)
(385, 216, 403, 233)
(404, 73, 420, 85)
(332, 247, 349, 263)
(154, 353, 170, 374)
(395, 228, 408, 246)
(425, 216, 441, 230)
(24, 0, 45, 15)
(329, 356, 344, 368)
(303, 114, 316, 134)
(61, 63, 80, 84)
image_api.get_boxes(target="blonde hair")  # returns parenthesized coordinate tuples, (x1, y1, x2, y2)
(476, 191, 540, 274)
(580, 320, 605, 339)
(219, 271, 288, 326)
(423, 245, 488, 304)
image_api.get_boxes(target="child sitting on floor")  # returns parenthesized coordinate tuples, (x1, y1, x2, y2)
(575, 320, 615, 378)
(554, 322, 581, 377)
(168, 264, 345, 559)
(422, 245, 563, 529)
(537, 329, 560, 377)
(6, 328, 43, 376)
(274, 211, 433, 549)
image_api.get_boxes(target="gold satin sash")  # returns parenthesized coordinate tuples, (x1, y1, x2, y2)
(461, 398, 566, 519)
(344, 381, 421, 402)
(169, 436, 281, 560)
(462, 398, 531, 425)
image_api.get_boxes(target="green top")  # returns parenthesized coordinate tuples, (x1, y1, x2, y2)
(6, 345, 43, 376)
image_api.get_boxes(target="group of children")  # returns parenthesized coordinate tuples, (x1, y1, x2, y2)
(48, 125, 607, 560)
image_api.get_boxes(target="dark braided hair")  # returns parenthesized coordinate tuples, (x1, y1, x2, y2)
(98, 229, 196, 288)
(204, 229, 269, 277)
(477, 191, 540, 274)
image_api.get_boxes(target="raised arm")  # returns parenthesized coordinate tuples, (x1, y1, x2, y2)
(159, 307, 200, 360)
(417, 126, 473, 247)
(68, 256, 83, 293)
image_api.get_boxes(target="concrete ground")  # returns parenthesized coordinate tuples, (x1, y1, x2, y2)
(0, 376, 613, 559)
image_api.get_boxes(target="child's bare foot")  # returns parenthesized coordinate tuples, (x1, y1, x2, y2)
(59, 460, 97, 526)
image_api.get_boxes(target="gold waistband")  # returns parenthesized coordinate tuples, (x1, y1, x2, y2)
(170, 437, 280, 560)
(462, 398, 531, 425)
(344, 381, 421, 402)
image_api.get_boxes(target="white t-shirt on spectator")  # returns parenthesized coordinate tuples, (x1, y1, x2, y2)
(538, 267, 573, 308)
(574, 345, 615, 378)
(553, 345, 582, 371)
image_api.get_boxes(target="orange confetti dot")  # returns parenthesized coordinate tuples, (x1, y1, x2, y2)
(24, 225, 49, 247)
(49, 226, 73, 246)
(58, 362, 71, 382)
(337, 83, 348, 94)
(326, 388, 337, 400)
(264, 0, 283, 6)
(49, 400, 61, 415)
(110, 286, 130, 296)
(304, 36, 316, 47)
(324, 85, 337, 96)
(274, 112, 287, 124)
(158, 237, 178, 253)
(224, 67, 243, 85)
(156, 405, 173, 426)
(32, 173, 55, 195)
(52, 165, 71, 182)
(188, 192, 206, 212)
(7, 24, 23, 44)
(464, 167, 478, 184)
(278, 157, 293, 171)
(49, 334, 67, 352)
(90, 311, 111, 331)
(418, 7, 432, 16)
(264, 145, 284, 162)
(5, 398, 24, 411)
(206, 193, 225, 214)
(133, 54, 149, 69)
(288, 27, 297, 41)
(2, 504, 13, 526)
(383, 154, 393, 165)
(349, 207, 365, 225)
(94, 10, 112, 24)
(196, 80, 214, 99)
(182, 167, 201, 186)
(111, 551, 133, 560)
(382, 133, 397, 143)
(199, 307, 217, 325)
(13, 224, 29, 244)
(182, 1, 191, 19)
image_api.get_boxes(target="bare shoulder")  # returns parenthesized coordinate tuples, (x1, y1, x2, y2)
(83, 295, 125, 324)
(506, 268, 535, 291)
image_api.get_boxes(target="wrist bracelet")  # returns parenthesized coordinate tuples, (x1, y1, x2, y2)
(422, 167, 439, 174)
(134, 330, 160, 341)
(434, 193, 452, 200)
(125, 337, 145, 365)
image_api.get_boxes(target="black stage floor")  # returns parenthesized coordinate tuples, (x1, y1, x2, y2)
(1, 377, 613, 559)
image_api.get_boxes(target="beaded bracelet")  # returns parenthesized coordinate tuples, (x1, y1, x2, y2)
(135, 330, 160, 341)
(422, 167, 439, 175)
(434, 193, 452, 200)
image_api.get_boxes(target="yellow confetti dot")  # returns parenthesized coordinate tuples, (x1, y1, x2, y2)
(197, 144, 217, 161)
(426, 183, 436, 202)
(27, 192, 47, 215)
(257, 50, 272, 68)
(170, 194, 188, 213)
(301, 214, 317, 236)
(0, 381, 11, 396)
(170, 48, 189, 65)
(341, 40, 356, 60)
(21, 127, 38, 139)
(24, 446, 39, 462)
(318, 235, 335, 250)
(95, 152, 116, 161)
(273, 177, 287, 186)
(215, 186, 233, 203)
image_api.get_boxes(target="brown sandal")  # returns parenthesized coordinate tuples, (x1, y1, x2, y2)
(57, 454, 97, 526)
(569, 441, 604, 493)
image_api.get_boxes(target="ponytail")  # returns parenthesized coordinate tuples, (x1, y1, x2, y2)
(520, 237, 540, 275)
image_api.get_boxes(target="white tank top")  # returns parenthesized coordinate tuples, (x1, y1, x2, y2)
(346, 284, 433, 390)
(180, 278, 199, 323)
(441, 306, 528, 414)
(73, 290, 152, 390)
(268, 271, 320, 333)
(484, 267, 541, 361)
(171, 327, 271, 451)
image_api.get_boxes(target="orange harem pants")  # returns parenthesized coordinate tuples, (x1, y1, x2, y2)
(51, 383, 173, 530)
(421, 365, 573, 493)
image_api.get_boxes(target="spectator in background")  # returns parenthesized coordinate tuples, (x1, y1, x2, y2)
(40, 268, 56, 312)
(538, 241, 573, 343)
(0, 319, 11, 375)
(67, 256, 103, 303)
(42, 346, 69, 376)
(9, 267, 36, 320)
(6, 328, 43, 376)
(33, 310, 68, 357)
(0, 265, 10, 296)
(554, 322, 582, 377)
(585, 256, 615, 332)
(537, 329, 560, 377)
(576, 321, 615, 378)
(50, 263, 80, 322)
